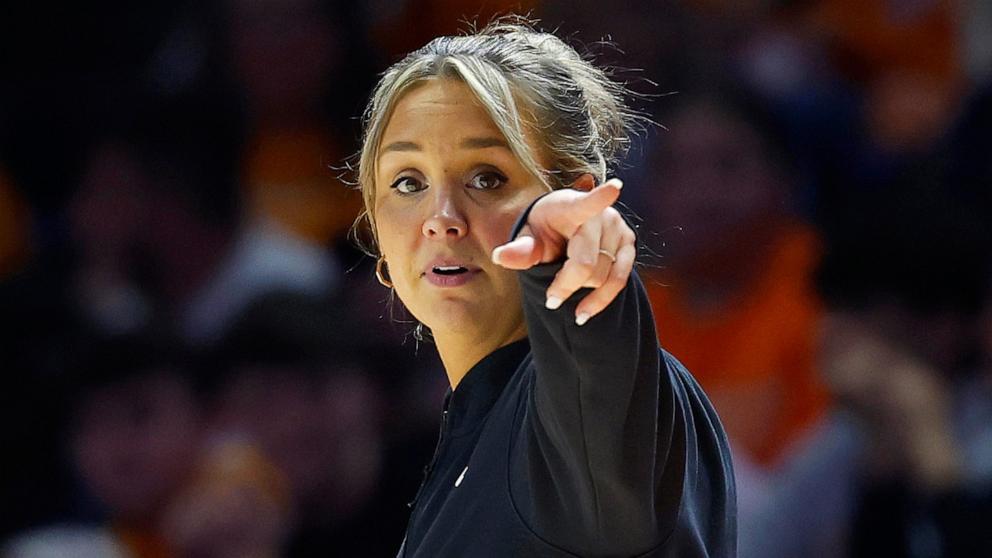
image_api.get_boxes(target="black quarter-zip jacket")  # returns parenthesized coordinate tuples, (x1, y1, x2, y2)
(398, 210, 737, 557)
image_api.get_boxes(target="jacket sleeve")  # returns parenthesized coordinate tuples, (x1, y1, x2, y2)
(507, 200, 736, 557)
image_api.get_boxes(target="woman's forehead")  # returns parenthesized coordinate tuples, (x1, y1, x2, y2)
(376, 78, 549, 169)
(381, 80, 501, 141)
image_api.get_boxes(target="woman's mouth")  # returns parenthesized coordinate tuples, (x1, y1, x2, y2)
(424, 263, 480, 287)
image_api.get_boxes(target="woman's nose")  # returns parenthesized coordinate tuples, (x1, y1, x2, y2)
(422, 192, 467, 239)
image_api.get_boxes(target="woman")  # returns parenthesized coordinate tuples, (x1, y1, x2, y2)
(356, 19, 736, 557)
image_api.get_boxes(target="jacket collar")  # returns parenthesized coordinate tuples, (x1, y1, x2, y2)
(443, 338, 530, 436)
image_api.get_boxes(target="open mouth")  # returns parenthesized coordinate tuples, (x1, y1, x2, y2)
(425, 262, 478, 287)
(432, 266, 468, 276)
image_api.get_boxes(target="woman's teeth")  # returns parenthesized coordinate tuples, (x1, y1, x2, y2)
(433, 266, 467, 275)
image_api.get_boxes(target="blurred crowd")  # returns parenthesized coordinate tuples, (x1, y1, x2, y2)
(1, 1, 990, 557)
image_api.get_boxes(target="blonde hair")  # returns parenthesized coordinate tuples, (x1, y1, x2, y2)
(354, 16, 639, 255)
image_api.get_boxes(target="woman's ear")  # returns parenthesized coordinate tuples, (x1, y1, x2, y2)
(572, 173, 595, 192)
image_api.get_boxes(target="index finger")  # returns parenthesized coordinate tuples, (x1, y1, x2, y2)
(554, 179, 623, 232)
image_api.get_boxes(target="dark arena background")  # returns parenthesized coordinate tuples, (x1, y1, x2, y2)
(2, 1, 990, 556)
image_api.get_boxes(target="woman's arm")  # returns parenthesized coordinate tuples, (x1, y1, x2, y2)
(493, 180, 736, 556)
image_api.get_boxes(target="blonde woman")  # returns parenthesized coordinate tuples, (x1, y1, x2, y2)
(356, 18, 736, 557)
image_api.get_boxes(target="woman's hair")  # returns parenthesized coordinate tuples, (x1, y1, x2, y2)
(353, 16, 641, 255)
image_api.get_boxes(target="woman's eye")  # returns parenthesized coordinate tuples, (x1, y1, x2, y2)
(391, 176, 425, 194)
(469, 171, 507, 190)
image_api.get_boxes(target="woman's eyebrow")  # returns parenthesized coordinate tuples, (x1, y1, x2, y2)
(459, 137, 508, 150)
(380, 140, 420, 155)
(380, 137, 509, 157)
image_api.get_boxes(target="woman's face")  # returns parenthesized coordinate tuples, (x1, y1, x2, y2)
(373, 79, 547, 341)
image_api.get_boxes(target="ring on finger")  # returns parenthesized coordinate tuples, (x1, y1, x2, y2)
(598, 248, 617, 263)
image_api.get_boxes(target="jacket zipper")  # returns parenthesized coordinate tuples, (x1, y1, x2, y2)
(401, 405, 451, 556)
(407, 408, 449, 509)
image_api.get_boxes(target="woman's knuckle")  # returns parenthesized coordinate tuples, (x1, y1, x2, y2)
(572, 259, 594, 273)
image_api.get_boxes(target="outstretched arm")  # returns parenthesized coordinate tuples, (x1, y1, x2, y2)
(493, 178, 689, 555)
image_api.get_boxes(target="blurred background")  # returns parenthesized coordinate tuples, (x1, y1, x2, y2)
(1, 1, 990, 556)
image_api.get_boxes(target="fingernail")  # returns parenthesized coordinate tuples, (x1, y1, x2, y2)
(614, 179, 624, 190)
(545, 296, 563, 310)
(491, 247, 503, 264)
(575, 312, 590, 326)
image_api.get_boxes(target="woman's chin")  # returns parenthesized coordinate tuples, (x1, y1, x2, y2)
(418, 302, 522, 342)
(418, 303, 489, 336)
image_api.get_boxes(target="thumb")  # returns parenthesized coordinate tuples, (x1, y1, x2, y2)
(492, 232, 542, 270)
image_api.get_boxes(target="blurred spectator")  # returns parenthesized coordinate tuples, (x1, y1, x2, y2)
(818, 176, 992, 557)
(166, 0, 398, 344)
(803, 0, 967, 186)
(225, 0, 367, 249)
(160, 438, 292, 558)
(63, 127, 340, 346)
(734, 410, 863, 558)
(64, 134, 251, 342)
(203, 291, 417, 557)
(21, 327, 313, 558)
(1, 116, 240, 539)
(64, 332, 203, 558)
(642, 92, 830, 467)
(68, 140, 163, 335)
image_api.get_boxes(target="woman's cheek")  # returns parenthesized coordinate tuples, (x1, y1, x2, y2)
(375, 202, 407, 253)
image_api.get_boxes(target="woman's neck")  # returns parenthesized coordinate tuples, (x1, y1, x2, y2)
(433, 324, 528, 390)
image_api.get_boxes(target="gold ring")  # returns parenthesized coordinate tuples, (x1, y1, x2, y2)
(598, 249, 617, 263)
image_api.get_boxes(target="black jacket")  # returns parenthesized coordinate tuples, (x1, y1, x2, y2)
(398, 215, 737, 557)
(399, 200, 737, 558)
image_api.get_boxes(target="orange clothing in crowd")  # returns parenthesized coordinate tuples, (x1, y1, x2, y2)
(807, 0, 964, 151)
(809, 0, 960, 84)
(646, 221, 830, 467)
(113, 525, 171, 558)
(244, 126, 363, 245)
(110, 441, 289, 558)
